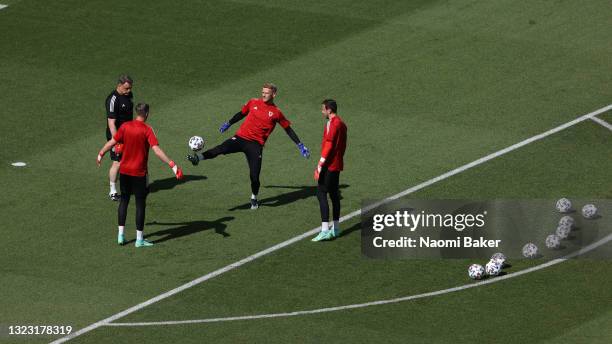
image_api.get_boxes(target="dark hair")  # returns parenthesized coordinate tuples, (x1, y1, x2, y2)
(135, 103, 149, 116)
(322, 99, 337, 113)
(117, 74, 133, 85)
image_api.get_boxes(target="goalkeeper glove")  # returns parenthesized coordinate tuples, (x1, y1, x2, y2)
(169, 161, 184, 180)
(114, 143, 124, 155)
(297, 142, 310, 158)
(219, 122, 231, 133)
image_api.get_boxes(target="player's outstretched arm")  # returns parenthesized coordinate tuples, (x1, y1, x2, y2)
(97, 138, 117, 166)
(219, 111, 247, 133)
(152, 145, 184, 180)
(284, 126, 310, 158)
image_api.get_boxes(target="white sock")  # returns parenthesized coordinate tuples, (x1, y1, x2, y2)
(110, 182, 117, 194)
(136, 230, 143, 241)
(333, 221, 340, 231)
(321, 222, 329, 232)
(118, 226, 124, 236)
(251, 194, 257, 200)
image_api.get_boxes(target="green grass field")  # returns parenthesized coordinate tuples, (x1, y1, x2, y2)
(1, 0, 611, 343)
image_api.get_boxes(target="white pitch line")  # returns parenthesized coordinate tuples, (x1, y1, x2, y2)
(591, 116, 612, 132)
(50, 104, 612, 343)
(107, 231, 612, 326)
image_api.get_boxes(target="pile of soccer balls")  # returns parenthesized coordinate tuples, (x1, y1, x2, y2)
(543, 198, 598, 250)
(468, 198, 599, 280)
(468, 252, 506, 280)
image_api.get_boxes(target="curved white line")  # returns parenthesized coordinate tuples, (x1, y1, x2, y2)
(106, 232, 612, 327)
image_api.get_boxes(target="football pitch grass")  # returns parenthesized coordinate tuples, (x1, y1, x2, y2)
(1, 0, 611, 343)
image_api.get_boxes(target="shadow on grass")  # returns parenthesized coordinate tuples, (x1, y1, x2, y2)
(143, 216, 234, 243)
(229, 184, 350, 211)
(148, 175, 207, 194)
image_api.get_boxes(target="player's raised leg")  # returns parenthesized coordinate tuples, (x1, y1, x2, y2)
(187, 136, 241, 165)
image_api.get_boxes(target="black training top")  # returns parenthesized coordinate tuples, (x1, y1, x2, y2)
(105, 90, 134, 139)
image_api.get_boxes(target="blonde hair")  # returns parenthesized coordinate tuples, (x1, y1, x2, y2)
(262, 82, 278, 93)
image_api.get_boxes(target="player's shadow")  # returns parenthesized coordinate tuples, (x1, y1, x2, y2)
(148, 175, 207, 194)
(143, 216, 234, 243)
(228, 184, 350, 211)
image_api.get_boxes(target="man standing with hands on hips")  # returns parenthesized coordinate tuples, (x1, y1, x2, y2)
(97, 103, 183, 247)
(312, 99, 347, 242)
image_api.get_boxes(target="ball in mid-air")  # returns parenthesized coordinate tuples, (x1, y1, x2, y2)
(581, 204, 597, 219)
(188, 136, 205, 151)
(485, 261, 502, 276)
(555, 198, 572, 213)
(522, 243, 538, 258)
(555, 223, 571, 239)
(545, 234, 561, 249)
(468, 264, 485, 280)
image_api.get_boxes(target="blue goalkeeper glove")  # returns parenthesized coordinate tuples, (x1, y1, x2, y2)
(219, 122, 231, 133)
(297, 143, 310, 159)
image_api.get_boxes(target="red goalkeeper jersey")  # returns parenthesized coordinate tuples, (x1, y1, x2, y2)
(113, 120, 159, 177)
(321, 115, 347, 171)
(235, 98, 291, 145)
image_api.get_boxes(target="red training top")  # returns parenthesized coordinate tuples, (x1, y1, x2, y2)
(113, 120, 159, 176)
(321, 115, 347, 172)
(235, 98, 291, 146)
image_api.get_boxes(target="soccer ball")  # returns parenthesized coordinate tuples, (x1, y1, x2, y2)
(558, 215, 574, 228)
(485, 261, 502, 276)
(582, 204, 597, 219)
(490, 252, 506, 266)
(188, 136, 205, 151)
(522, 243, 538, 258)
(468, 264, 485, 280)
(555, 198, 572, 213)
(545, 234, 561, 249)
(555, 223, 571, 239)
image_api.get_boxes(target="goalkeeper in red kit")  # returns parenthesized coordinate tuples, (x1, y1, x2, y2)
(187, 83, 310, 209)
(97, 103, 183, 247)
(312, 99, 347, 242)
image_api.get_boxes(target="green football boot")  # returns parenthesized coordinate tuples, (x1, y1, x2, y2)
(311, 230, 333, 242)
(118, 233, 126, 245)
(135, 239, 154, 247)
(331, 226, 340, 238)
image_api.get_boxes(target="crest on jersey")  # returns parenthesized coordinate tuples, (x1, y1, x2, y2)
(268, 111, 273, 117)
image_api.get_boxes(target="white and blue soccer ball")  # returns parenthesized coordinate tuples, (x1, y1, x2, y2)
(555, 223, 571, 239)
(545, 234, 561, 249)
(485, 260, 502, 276)
(522, 243, 538, 258)
(556, 198, 572, 213)
(188, 136, 205, 151)
(582, 204, 597, 219)
(468, 264, 485, 280)
(490, 252, 506, 266)
(558, 215, 574, 228)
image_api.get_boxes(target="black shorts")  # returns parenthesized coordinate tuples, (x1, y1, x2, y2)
(119, 174, 148, 198)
